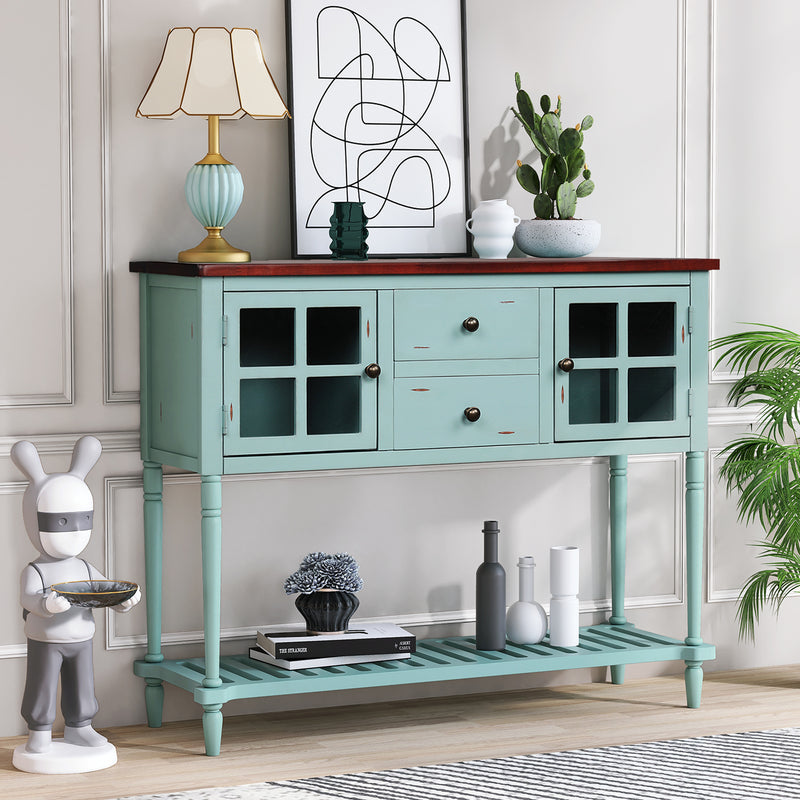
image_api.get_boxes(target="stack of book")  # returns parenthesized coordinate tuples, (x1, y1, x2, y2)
(248, 622, 416, 670)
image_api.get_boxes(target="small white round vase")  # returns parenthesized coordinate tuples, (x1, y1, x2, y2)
(506, 556, 547, 645)
(515, 219, 601, 258)
(466, 199, 521, 259)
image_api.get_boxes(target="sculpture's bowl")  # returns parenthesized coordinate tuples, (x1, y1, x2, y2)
(52, 580, 138, 608)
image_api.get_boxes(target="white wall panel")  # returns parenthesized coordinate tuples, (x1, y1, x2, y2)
(712, 1, 800, 339)
(0, 1, 73, 406)
(104, 457, 680, 655)
(708, 448, 762, 602)
(467, 0, 684, 258)
(0, 483, 30, 657)
(4, 0, 800, 739)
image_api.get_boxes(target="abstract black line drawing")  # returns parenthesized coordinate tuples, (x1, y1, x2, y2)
(287, 0, 469, 257)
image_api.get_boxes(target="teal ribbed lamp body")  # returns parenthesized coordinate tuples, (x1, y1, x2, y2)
(184, 164, 244, 229)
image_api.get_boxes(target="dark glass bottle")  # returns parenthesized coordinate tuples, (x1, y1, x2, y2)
(476, 520, 506, 650)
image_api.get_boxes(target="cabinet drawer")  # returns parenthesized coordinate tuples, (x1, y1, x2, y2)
(394, 375, 539, 449)
(394, 289, 539, 361)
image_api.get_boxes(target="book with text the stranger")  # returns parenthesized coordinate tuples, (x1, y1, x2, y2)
(248, 646, 412, 671)
(256, 622, 415, 660)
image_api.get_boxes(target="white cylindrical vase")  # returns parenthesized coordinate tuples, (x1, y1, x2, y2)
(550, 545, 580, 596)
(549, 596, 579, 647)
(506, 556, 547, 645)
(549, 545, 580, 647)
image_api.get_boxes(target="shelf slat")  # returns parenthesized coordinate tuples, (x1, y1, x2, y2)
(134, 624, 715, 706)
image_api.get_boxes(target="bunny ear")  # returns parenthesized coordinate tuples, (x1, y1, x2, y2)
(68, 436, 102, 479)
(10, 441, 47, 484)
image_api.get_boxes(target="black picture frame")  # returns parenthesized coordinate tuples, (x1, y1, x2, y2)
(285, 0, 471, 258)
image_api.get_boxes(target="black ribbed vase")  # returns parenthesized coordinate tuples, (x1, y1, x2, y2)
(295, 589, 360, 634)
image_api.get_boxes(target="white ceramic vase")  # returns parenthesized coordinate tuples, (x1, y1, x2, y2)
(506, 556, 547, 645)
(549, 546, 580, 647)
(465, 199, 520, 259)
(514, 219, 601, 258)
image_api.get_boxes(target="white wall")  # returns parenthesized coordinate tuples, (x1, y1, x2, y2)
(0, 0, 797, 738)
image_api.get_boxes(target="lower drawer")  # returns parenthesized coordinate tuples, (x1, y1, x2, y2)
(394, 375, 539, 450)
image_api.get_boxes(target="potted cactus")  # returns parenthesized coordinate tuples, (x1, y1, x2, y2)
(510, 72, 600, 258)
(284, 551, 364, 633)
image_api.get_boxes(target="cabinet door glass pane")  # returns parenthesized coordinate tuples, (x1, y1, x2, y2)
(629, 303, 675, 356)
(569, 369, 618, 424)
(239, 378, 295, 437)
(307, 307, 360, 365)
(569, 303, 617, 357)
(307, 376, 361, 435)
(240, 308, 295, 367)
(628, 367, 676, 422)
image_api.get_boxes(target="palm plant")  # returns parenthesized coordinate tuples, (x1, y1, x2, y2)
(711, 324, 800, 639)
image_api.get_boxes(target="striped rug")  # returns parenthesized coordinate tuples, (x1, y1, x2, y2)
(119, 727, 800, 800)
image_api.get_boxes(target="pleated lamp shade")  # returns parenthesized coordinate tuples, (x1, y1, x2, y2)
(136, 27, 290, 121)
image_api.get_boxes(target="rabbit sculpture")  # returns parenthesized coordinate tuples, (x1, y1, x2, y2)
(10, 436, 140, 773)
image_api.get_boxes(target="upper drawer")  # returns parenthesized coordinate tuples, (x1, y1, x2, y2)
(394, 289, 539, 361)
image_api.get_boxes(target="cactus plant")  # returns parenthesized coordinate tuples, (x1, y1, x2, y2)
(511, 72, 595, 220)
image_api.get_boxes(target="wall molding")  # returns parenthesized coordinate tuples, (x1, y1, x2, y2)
(708, 405, 759, 428)
(100, 0, 138, 405)
(0, 0, 74, 408)
(707, 447, 800, 608)
(705, 0, 731, 388)
(675, 0, 687, 258)
(707, 447, 738, 603)
(0, 481, 31, 660)
(0, 431, 139, 460)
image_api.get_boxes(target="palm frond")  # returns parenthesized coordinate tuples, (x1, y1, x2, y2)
(710, 324, 800, 375)
(727, 367, 800, 440)
(737, 538, 800, 640)
(718, 436, 800, 534)
(711, 325, 800, 639)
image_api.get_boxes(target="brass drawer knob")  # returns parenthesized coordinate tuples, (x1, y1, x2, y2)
(464, 407, 481, 422)
(462, 316, 480, 332)
(558, 357, 575, 373)
(364, 363, 381, 379)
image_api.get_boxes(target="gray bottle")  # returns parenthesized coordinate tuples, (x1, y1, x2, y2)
(475, 520, 506, 650)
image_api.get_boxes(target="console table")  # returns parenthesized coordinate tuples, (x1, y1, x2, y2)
(130, 256, 719, 756)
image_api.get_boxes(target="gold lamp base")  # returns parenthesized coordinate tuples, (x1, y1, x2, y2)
(178, 227, 251, 263)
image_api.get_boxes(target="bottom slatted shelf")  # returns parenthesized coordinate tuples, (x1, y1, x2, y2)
(134, 623, 715, 706)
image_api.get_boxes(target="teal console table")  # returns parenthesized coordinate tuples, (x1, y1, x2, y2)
(130, 256, 719, 756)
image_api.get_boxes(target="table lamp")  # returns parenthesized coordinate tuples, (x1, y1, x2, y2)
(136, 27, 290, 263)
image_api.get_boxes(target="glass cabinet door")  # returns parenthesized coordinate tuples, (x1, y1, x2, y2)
(554, 286, 691, 441)
(223, 291, 378, 455)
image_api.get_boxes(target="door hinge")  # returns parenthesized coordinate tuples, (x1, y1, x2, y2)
(688, 388, 694, 417)
(222, 315, 229, 346)
(687, 306, 694, 335)
(222, 404, 228, 435)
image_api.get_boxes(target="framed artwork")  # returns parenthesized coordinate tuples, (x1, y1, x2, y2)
(285, 0, 470, 258)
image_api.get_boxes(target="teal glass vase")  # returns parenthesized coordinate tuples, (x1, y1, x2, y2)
(329, 201, 369, 260)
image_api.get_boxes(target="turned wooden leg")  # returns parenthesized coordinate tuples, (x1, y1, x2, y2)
(202, 703, 224, 757)
(143, 461, 164, 726)
(609, 455, 627, 685)
(684, 451, 705, 707)
(200, 476, 224, 754)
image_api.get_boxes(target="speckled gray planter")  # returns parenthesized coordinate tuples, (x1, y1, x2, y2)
(514, 219, 601, 258)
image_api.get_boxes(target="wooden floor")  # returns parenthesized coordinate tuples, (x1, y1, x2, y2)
(1, 665, 800, 800)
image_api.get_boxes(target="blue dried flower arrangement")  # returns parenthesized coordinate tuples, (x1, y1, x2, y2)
(284, 551, 364, 595)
